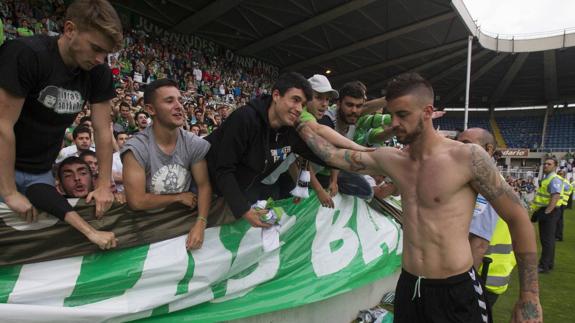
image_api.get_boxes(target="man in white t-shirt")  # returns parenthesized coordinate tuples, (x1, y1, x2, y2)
(112, 131, 129, 192)
(56, 126, 95, 163)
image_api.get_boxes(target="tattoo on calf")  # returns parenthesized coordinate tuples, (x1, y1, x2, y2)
(343, 150, 367, 172)
(470, 145, 523, 206)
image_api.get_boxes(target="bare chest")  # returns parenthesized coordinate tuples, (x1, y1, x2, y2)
(394, 157, 471, 208)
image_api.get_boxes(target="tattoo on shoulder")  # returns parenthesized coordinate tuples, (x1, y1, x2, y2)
(343, 150, 367, 172)
(469, 145, 523, 206)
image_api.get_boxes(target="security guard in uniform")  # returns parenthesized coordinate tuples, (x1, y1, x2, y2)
(530, 158, 563, 273)
(556, 169, 573, 241)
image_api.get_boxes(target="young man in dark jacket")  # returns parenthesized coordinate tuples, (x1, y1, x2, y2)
(205, 72, 328, 228)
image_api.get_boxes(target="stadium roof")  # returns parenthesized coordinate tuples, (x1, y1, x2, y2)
(110, 0, 575, 108)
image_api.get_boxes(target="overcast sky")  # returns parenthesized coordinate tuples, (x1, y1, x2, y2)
(463, 0, 575, 37)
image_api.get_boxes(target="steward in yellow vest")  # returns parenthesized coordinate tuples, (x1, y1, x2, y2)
(555, 171, 572, 241)
(479, 218, 516, 304)
(530, 158, 563, 273)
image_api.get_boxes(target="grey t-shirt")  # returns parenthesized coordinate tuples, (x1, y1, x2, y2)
(121, 126, 210, 194)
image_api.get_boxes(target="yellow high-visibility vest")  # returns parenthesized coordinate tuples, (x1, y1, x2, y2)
(530, 173, 560, 211)
(558, 176, 573, 206)
(480, 217, 515, 295)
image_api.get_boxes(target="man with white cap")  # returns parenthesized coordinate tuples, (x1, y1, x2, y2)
(303, 75, 341, 207)
(310, 78, 384, 201)
(306, 74, 340, 123)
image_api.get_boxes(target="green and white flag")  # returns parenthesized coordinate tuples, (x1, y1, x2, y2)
(0, 194, 402, 322)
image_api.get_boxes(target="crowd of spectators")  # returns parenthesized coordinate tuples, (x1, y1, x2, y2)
(2, 0, 275, 137)
(2, 0, 282, 195)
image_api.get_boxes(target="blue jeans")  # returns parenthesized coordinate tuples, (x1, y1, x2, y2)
(317, 171, 374, 200)
(0, 170, 55, 203)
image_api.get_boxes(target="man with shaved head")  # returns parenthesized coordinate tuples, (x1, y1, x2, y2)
(458, 128, 516, 307)
(457, 128, 499, 268)
(296, 73, 542, 323)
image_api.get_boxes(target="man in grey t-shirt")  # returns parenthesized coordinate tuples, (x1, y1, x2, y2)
(121, 79, 212, 250)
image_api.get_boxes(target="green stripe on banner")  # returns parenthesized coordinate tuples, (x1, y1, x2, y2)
(64, 245, 150, 307)
(0, 265, 22, 303)
(151, 304, 169, 316)
(176, 253, 194, 295)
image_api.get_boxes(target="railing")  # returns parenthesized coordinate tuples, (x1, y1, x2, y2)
(533, 148, 575, 153)
(498, 166, 539, 180)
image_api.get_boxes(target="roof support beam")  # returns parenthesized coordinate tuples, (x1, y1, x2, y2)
(331, 39, 467, 82)
(237, 0, 376, 55)
(173, 0, 244, 33)
(543, 50, 558, 102)
(143, 0, 175, 24)
(442, 53, 508, 105)
(283, 11, 456, 71)
(489, 53, 529, 104)
(429, 50, 489, 84)
(368, 46, 471, 91)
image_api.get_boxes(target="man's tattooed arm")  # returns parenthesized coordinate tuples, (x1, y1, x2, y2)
(516, 252, 539, 294)
(297, 122, 372, 174)
(514, 252, 542, 322)
(468, 144, 542, 321)
(469, 144, 523, 206)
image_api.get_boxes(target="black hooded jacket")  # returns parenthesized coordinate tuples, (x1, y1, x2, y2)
(205, 95, 324, 218)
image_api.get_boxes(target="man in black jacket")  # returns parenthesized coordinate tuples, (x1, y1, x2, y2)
(205, 72, 326, 228)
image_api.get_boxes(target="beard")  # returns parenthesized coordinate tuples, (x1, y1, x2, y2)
(396, 117, 424, 145)
(337, 107, 360, 125)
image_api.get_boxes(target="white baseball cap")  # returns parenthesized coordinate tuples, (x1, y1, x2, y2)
(307, 74, 339, 98)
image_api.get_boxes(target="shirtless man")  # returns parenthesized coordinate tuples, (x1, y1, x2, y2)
(297, 73, 541, 323)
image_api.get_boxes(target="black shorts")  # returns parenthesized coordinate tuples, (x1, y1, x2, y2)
(394, 268, 489, 323)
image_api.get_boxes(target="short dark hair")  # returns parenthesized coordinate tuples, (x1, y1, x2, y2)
(79, 116, 91, 125)
(73, 126, 91, 140)
(57, 156, 92, 181)
(119, 101, 131, 110)
(272, 72, 312, 102)
(114, 131, 127, 140)
(144, 78, 178, 105)
(135, 111, 149, 120)
(338, 81, 366, 102)
(79, 150, 97, 160)
(545, 158, 558, 167)
(385, 72, 434, 102)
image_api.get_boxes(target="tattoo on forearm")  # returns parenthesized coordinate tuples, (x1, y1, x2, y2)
(516, 252, 539, 294)
(344, 150, 367, 172)
(298, 123, 335, 162)
(469, 145, 524, 206)
(520, 300, 540, 320)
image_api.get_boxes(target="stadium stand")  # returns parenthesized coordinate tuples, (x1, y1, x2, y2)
(545, 112, 575, 149)
(497, 115, 544, 149)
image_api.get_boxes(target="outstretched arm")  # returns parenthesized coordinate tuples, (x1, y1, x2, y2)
(362, 96, 387, 116)
(467, 144, 542, 322)
(307, 121, 371, 151)
(296, 122, 392, 176)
